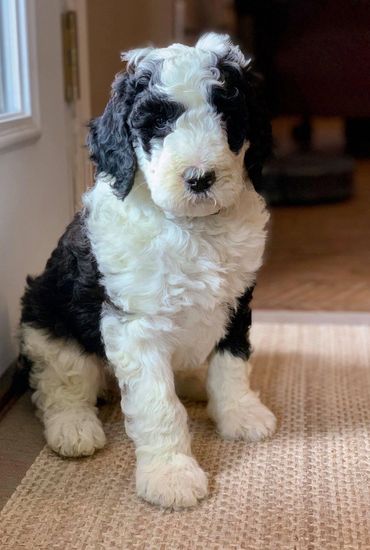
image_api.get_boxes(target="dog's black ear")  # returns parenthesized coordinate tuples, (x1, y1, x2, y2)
(87, 73, 137, 199)
(243, 68, 272, 188)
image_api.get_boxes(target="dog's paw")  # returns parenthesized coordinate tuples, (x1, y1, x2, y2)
(208, 391, 276, 442)
(45, 408, 106, 457)
(136, 453, 208, 509)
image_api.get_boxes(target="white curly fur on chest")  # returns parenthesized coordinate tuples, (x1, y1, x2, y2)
(84, 173, 268, 367)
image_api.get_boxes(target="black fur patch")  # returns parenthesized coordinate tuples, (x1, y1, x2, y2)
(87, 73, 137, 200)
(216, 286, 254, 360)
(129, 94, 185, 155)
(210, 60, 272, 187)
(88, 66, 184, 196)
(21, 213, 106, 357)
(211, 63, 249, 154)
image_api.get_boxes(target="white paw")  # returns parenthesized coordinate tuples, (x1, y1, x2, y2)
(45, 408, 106, 457)
(209, 391, 276, 442)
(136, 453, 208, 509)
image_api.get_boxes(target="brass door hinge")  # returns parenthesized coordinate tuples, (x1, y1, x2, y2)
(61, 11, 80, 103)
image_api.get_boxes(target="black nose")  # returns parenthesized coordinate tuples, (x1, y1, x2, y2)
(183, 168, 216, 193)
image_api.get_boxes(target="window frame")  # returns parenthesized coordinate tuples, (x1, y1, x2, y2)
(0, 0, 40, 151)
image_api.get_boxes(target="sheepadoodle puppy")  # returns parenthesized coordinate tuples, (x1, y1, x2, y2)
(19, 33, 276, 508)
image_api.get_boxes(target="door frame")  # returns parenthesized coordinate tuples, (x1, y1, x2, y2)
(64, 0, 92, 209)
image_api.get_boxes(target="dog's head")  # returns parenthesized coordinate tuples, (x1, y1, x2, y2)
(88, 33, 271, 217)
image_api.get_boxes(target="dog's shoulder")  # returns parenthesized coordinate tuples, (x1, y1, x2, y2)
(25, 211, 100, 294)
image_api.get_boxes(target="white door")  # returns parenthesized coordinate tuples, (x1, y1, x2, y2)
(0, 0, 74, 375)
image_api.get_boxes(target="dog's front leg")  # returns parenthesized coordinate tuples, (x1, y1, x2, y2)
(207, 288, 276, 441)
(207, 352, 276, 441)
(102, 313, 208, 508)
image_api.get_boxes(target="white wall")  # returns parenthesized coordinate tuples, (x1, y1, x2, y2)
(0, 1, 73, 376)
(87, 0, 175, 116)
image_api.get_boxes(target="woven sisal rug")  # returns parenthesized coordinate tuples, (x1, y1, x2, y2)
(1, 323, 369, 549)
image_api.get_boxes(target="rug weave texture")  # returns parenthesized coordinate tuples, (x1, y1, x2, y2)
(1, 323, 369, 549)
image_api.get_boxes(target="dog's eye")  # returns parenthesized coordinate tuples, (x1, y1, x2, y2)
(131, 113, 166, 131)
(130, 98, 184, 135)
(130, 112, 152, 129)
(154, 115, 167, 128)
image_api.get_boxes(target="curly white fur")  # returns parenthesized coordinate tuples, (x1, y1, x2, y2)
(207, 351, 276, 441)
(81, 168, 272, 506)
(130, 35, 251, 218)
(22, 325, 106, 457)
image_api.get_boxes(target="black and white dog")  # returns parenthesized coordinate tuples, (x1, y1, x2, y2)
(19, 34, 276, 508)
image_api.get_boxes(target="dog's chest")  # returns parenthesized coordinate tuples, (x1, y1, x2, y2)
(162, 222, 261, 366)
(93, 212, 259, 313)
(86, 181, 268, 362)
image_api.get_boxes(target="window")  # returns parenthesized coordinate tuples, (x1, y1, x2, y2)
(0, 0, 40, 149)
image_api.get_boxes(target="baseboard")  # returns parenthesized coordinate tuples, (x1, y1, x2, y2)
(0, 361, 27, 420)
(254, 309, 370, 325)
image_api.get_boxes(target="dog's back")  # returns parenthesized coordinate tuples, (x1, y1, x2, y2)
(21, 212, 105, 357)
